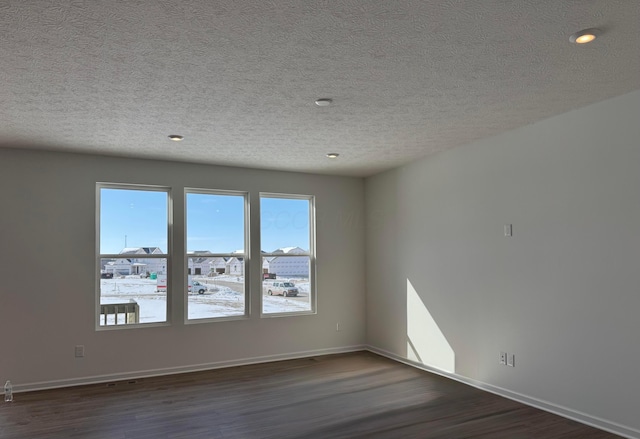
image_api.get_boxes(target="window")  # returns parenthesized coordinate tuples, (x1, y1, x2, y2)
(97, 185, 315, 326)
(97, 185, 170, 327)
(185, 190, 248, 320)
(261, 194, 315, 315)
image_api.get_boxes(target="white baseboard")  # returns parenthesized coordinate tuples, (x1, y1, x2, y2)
(11, 344, 638, 438)
(366, 345, 640, 439)
(14, 345, 366, 394)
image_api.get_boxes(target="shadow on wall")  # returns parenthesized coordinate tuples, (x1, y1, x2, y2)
(407, 279, 455, 373)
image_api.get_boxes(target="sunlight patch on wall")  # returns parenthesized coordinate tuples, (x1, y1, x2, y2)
(407, 279, 455, 373)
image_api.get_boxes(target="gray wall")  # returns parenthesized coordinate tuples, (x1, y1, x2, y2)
(365, 90, 640, 433)
(0, 151, 366, 387)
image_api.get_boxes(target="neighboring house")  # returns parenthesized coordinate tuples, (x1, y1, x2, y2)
(188, 252, 228, 276)
(209, 257, 227, 275)
(102, 246, 308, 277)
(103, 258, 134, 276)
(188, 251, 214, 275)
(224, 250, 246, 276)
(104, 247, 167, 276)
(267, 247, 309, 277)
(262, 256, 273, 274)
(226, 256, 244, 276)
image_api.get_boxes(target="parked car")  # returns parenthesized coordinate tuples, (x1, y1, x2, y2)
(100, 272, 114, 279)
(190, 281, 208, 294)
(157, 275, 208, 294)
(263, 272, 276, 279)
(267, 282, 299, 297)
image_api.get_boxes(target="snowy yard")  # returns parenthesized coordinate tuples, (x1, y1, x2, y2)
(100, 275, 311, 324)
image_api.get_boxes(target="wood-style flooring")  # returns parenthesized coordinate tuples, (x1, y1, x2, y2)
(0, 351, 623, 438)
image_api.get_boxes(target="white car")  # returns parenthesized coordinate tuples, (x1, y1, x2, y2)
(267, 282, 299, 297)
(189, 281, 208, 294)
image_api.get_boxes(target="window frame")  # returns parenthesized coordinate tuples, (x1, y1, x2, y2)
(260, 192, 316, 317)
(184, 188, 250, 323)
(96, 183, 172, 330)
(96, 185, 318, 327)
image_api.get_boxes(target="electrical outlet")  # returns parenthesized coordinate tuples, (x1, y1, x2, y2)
(507, 353, 515, 367)
(499, 352, 507, 365)
(75, 345, 85, 358)
(336, 323, 341, 332)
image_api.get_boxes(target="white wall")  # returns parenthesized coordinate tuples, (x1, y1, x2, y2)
(0, 151, 366, 387)
(365, 90, 640, 435)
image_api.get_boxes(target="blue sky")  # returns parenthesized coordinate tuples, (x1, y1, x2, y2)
(100, 188, 310, 254)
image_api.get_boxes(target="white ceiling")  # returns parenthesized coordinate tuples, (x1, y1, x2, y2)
(1, 1, 638, 177)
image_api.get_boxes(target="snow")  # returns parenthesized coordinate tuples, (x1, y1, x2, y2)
(100, 275, 311, 325)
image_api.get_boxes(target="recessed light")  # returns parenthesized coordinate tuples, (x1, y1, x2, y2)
(315, 98, 333, 107)
(326, 153, 339, 159)
(168, 134, 184, 141)
(570, 28, 600, 44)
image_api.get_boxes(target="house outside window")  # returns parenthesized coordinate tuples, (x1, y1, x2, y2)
(97, 185, 315, 326)
(185, 190, 248, 321)
(260, 194, 315, 316)
(97, 184, 170, 327)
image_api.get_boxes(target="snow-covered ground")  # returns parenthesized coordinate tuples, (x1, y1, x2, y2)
(100, 275, 311, 324)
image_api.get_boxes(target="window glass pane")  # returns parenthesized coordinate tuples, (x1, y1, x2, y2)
(99, 187, 168, 326)
(186, 192, 245, 253)
(100, 188, 168, 254)
(262, 256, 311, 313)
(261, 196, 312, 315)
(99, 257, 167, 325)
(187, 257, 245, 320)
(260, 197, 310, 252)
(186, 192, 246, 320)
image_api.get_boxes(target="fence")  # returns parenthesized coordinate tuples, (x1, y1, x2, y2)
(100, 301, 140, 325)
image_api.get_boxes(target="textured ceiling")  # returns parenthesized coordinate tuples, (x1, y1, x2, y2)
(1, 1, 638, 177)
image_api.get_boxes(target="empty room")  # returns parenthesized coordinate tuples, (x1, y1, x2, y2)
(1, 2, 639, 438)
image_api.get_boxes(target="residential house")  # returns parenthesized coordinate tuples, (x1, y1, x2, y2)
(104, 247, 166, 276)
(225, 251, 245, 276)
(266, 247, 309, 277)
(187, 251, 214, 276)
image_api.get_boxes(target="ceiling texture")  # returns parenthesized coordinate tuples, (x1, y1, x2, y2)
(1, 1, 638, 177)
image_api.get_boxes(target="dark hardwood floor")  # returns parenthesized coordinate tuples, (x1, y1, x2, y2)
(0, 351, 623, 438)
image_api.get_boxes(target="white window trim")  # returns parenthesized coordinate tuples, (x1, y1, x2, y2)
(96, 183, 172, 330)
(96, 186, 318, 327)
(184, 188, 250, 323)
(260, 193, 316, 317)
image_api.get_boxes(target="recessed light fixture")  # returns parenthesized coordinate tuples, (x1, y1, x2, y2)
(315, 98, 333, 107)
(570, 28, 600, 44)
(326, 153, 339, 159)
(168, 134, 184, 141)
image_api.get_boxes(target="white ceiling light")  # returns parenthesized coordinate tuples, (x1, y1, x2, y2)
(569, 28, 600, 44)
(168, 134, 184, 141)
(315, 98, 333, 106)
(326, 153, 339, 159)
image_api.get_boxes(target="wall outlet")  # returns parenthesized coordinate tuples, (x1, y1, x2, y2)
(507, 353, 515, 367)
(336, 323, 341, 332)
(75, 345, 85, 358)
(499, 352, 507, 365)
(504, 224, 513, 237)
